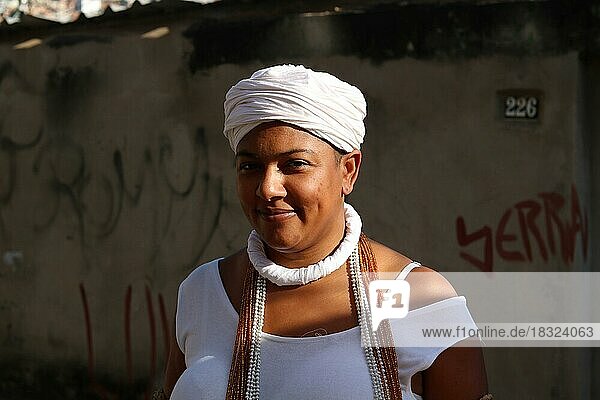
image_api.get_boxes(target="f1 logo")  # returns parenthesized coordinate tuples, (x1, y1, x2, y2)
(368, 280, 410, 331)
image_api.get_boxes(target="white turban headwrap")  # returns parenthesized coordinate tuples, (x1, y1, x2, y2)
(223, 65, 366, 152)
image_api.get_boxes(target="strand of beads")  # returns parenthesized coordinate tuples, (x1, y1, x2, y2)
(359, 234, 402, 398)
(246, 275, 266, 400)
(228, 234, 402, 400)
(226, 265, 256, 399)
(348, 246, 386, 399)
(353, 235, 404, 400)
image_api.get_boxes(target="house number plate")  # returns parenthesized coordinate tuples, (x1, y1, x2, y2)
(498, 90, 542, 121)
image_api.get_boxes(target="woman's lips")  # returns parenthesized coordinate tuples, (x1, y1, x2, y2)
(257, 208, 296, 222)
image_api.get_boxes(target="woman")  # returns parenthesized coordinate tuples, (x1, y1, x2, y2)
(160, 65, 490, 399)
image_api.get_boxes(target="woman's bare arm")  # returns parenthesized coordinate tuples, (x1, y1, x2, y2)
(406, 266, 489, 399)
(422, 342, 488, 400)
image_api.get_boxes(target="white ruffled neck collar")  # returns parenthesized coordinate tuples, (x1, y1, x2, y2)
(246, 203, 362, 286)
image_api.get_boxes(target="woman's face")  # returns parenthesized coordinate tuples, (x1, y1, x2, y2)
(236, 122, 360, 257)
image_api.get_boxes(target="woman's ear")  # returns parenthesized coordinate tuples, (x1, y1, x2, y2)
(341, 150, 362, 196)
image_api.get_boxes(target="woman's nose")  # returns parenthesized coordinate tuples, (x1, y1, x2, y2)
(256, 166, 286, 201)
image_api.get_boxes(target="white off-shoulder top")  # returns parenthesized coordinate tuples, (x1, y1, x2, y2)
(171, 259, 477, 400)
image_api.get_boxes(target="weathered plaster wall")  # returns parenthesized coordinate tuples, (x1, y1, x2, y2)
(584, 55, 600, 400)
(0, 1, 597, 399)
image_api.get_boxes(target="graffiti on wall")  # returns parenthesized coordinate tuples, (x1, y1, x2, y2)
(80, 282, 170, 399)
(456, 185, 588, 272)
(1, 63, 224, 268)
(0, 61, 227, 396)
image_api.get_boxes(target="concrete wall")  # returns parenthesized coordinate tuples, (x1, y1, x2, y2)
(0, 1, 597, 399)
(584, 55, 600, 400)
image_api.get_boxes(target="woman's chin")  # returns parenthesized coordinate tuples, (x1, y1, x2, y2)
(258, 232, 302, 255)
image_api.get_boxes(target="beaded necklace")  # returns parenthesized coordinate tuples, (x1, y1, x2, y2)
(226, 209, 402, 399)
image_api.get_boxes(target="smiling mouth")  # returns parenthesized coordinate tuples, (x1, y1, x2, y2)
(257, 208, 297, 221)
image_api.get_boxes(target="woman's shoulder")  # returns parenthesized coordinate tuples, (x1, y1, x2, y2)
(368, 238, 458, 310)
(183, 257, 220, 278)
(215, 249, 248, 314)
(178, 250, 246, 310)
(182, 249, 245, 283)
(179, 258, 222, 293)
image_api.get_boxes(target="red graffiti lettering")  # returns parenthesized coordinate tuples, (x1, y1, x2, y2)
(514, 199, 548, 262)
(495, 208, 525, 262)
(569, 185, 588, 261)
(456, 185, 588, 271)
(80, 283, 169, 399)
(456, 216, 493, 272)
(145, 284, 157, 400)
(538, 192, 565, 256)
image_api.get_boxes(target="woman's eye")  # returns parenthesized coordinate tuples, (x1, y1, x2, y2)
(238, 162, 259, 171)
(286, 160, 309, 169)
